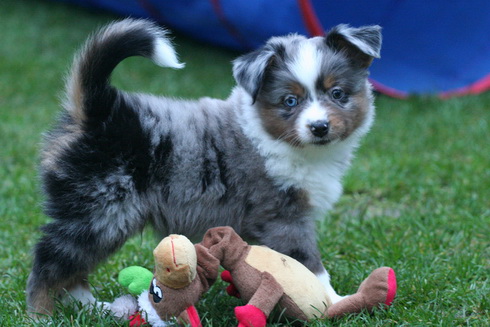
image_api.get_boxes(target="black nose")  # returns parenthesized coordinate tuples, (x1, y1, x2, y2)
(309, 120, 329, 137)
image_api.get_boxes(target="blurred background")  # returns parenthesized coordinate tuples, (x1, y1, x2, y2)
(49, 0, 490, 97)
(0, 0, 488, 326)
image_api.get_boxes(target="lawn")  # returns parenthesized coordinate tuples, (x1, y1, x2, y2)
(0, 0, 488, 326)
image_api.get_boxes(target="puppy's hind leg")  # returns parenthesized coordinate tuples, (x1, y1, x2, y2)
(316, 268, 348, 304)
(26, 214, 146, 318)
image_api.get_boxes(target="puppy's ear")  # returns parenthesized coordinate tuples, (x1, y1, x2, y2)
(232, 46, 275, 102)
(326, 24, 382, 68)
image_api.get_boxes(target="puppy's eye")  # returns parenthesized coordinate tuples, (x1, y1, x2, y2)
(331, 88, 346, 100)
(150, 278, 164, 303)
(283, 95, 299, 108)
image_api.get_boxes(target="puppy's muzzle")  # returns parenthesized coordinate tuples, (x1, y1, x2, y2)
(309, 120, 329, 138)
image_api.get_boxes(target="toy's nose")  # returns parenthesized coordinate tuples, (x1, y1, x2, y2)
(309, 120, 329, 137)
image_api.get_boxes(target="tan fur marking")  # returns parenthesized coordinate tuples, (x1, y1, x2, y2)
(260, 107, 296, 143)
(327, 88, 370, 141)
(258, 102, 303, 147)
(64, 60, 87, 125)
(255, 82, 308, 147)
(28, 272, 89, 318)
(323, 75, 336, 90)
(289, 82, 306, 98)
(27, 284, 54, 317)
(327, 110, 349, 139)
(40, 124, 82, 173)
(350, 89, 370, 130)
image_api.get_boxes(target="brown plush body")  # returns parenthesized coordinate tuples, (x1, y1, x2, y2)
(147, 227, 396, 326)
(200, 227, 332, 320)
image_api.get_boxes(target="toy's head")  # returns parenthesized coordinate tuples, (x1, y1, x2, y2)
(153, 235, 197, 289)
(138, 234, 203, 326)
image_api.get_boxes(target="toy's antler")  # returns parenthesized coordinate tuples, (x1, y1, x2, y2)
(153, 235, 198, 289)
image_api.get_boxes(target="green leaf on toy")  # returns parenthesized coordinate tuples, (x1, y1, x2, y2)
(118, 266, 153, 296)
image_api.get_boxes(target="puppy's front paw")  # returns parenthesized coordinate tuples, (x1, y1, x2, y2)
(110, 294, 139, 319)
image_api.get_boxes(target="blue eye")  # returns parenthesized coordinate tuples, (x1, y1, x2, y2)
(284, 95, 298, 108)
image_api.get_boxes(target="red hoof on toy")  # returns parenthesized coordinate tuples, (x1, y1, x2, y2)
(235, 304, 266, 327)
(221, 270, 241, 298)
(129, 312, 148, 326)
(221, 270, 233, 282)
(326, 267, 397, 318)
(385, 268, 397, 306)
(227, 284, 241, 298)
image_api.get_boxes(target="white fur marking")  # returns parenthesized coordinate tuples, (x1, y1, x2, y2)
(296, 101, 328, 143)
(336, 25, 380, 58)
(66, 284, 111, 311)
(152, 38, 185, 69)
(234, 89, 350, 214)
(316, 268, 348, 304)
(67, 284, 96, 305)
(290, 40, 322, 92)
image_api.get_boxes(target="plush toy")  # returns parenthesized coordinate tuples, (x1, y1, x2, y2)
(111, 227, 397, 327)
(109, 235, 220, 327)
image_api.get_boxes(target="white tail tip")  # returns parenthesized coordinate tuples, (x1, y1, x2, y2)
(152, 38, 185, 69)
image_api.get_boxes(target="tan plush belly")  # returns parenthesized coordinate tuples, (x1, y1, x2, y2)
(245, 245, 332, 319)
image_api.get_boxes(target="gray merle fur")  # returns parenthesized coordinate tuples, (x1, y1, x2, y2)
(27, 19, 382, 316)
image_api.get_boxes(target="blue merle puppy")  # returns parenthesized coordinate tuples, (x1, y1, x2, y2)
(26, 19, 381, 316)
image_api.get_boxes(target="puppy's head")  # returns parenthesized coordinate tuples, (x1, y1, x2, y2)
(233, 25, 382, 147)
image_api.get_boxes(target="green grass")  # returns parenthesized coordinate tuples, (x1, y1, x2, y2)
(1, 0, 489, 326)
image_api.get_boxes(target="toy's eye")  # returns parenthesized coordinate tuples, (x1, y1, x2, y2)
(331, 88, 346, 100)
(150, 278, 163, 303)
(283, 95, 298, 108)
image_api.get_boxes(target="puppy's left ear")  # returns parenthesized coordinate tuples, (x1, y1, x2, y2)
(326, 24, 382, 68)
(232, 46, 275, 102)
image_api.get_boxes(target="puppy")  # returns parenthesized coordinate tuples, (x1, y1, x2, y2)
(27, 19, 381, 316)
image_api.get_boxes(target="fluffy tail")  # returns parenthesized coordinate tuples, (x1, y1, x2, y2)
(63, 19, 184, 124)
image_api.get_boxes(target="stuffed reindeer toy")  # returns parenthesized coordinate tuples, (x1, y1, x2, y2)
(112, 227, 397, 326)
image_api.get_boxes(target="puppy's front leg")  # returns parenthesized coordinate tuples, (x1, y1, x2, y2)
(246, 217, 346, 304)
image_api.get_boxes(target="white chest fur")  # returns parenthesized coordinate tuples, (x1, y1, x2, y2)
(235, 89, 361, 215)
(258, 137, 354, 214)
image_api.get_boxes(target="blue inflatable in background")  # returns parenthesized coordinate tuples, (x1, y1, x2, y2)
(54, 0, 490, 98)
